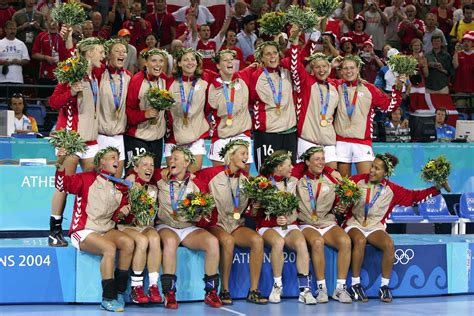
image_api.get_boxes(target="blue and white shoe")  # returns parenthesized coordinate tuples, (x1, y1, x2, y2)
(116, 292, 125, 308)
(101, 299, 124, 312)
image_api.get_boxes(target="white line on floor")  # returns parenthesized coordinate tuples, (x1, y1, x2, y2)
(220, 307, 247, 315)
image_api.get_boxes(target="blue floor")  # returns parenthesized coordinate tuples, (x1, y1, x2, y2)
(2, 295, 474, 316)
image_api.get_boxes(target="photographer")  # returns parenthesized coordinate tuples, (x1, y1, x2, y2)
(122, 2, 151, 52)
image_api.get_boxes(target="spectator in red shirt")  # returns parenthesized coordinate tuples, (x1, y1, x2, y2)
(397, 4, 425, 52)
(340, 36, 358, 56)
(0, 0, 15, 39)
(91, 11, 111, 40)
(32, 14, 71, 97)
(122, 2, 152, 53)
(145, 0, 176, 50)
(360, 40, 384, 83)
(345, 14, 371, 51)
(220, 29, 245, 71)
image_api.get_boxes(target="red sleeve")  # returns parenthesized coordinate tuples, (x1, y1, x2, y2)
(236, 64, 255, 87)
(349, 173, 367, 184)
(289, 44, 313, 91)
(389, 182, 441, 208)
(126, 74, 148, 125)
(151, 167, 164, 184)
(55, 169, 85, 195)
(31, 33, 42, 55)
(58, 38, 69, 61)
(49, 82, 74, 110)
(291, 162, 307, 179)
(366, 82, 402, 113)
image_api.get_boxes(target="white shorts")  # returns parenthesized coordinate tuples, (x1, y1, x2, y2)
(70, 229, 101, 250)
(297, 138, 337, 163)
(208, 134, 254, 163)
(257, 225, 300, 238)
(335, 141, 375, 163)
(156, 224, 202, 242)
(344, 226, 385, 238)
(164, 139, 206, 157)
(300, 224, 337, 236)
(55, 143, 99, 160)
(97, 134, 125, 160)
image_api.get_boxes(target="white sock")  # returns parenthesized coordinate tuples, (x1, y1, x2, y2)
(352, 277, 361, 285)
(51, 215, 62, 220)
(336, 279, 346, 289)
(274, 276, 282, 287)
(381, 278, 390, 287)
(131, 270, 143, 287)
(149, 272, 159, 287)
(317, 280, 326, 288)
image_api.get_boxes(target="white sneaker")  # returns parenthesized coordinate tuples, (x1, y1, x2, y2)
(316, 284, 329, 303)
(269, 283, 282, 303)
(332, 286, 352, 303)
(298, 288, 317, 305)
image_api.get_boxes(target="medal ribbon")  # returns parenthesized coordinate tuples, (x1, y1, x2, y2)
(364, 183, 383, 223)
(100, 173, 133, 188)
(225, 166, 241, 217)
(179, 77, 198, 118)
(222, 80, 235, 120)
(170, 178, 189, 218)
(306, 175, 323, 219)
(47, 32, 59, 52)
(109, 71, 123, 111)
(263, 68, 282, 112)
(343, 83, 358, 118)
(318, 83, 330, 120)
(270, 176, 287, 192)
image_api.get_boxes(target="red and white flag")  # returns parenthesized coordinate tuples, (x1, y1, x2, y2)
(409, 87, 458, 126)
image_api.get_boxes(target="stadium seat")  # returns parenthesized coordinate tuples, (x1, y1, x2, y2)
(27, 103, 46, 127)
(418, 195, 459, 234)
(388, 206, 424, 223)
(453, 192, 474, 234)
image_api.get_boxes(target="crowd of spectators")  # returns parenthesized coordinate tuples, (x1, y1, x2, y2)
(0, 0, 473, 139)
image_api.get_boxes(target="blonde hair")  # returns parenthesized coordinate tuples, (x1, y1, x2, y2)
(224, 144, 248, 165)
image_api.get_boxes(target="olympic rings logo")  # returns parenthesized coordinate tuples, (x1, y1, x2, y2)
(425, 199, 436, 205)
(466, 198, 474, 205)
(394, 248, 415, 265)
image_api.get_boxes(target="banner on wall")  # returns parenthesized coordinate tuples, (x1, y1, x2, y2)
(0, 240, 76, 303)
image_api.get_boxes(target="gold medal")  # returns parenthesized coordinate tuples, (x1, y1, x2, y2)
(233, 212, 241, 220)
(226, 118, 233, 126)
(362, 218, 368, 227)
(183, 113, 189, 126)
(150, 118, 157, 125)
(320, 119, 328, 127)
(276, 106, 281, 116)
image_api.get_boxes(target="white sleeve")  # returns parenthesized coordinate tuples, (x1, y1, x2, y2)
(213, 34, 225, 51)
(203, 7, 215, 24)
(21, 42, 30, 60)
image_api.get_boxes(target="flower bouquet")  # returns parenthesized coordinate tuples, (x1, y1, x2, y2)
(54, 55, 88, 84)
(242, 176, 276, 206)
(51, 0, 87, 26)
(421, 156, 452, 192)
(49, 129, 87, 155)
(286, 5, 319, 33)
(335, 177, 362, 209)
(308, 0, 340, 17)
(387, 54, 419, 76)
(178, 192, 215, 223)
(263, 191, 298, 230)
(258, 11, 287, 36)
(128, 184, 158, 227)
(146, 87, 175, 111)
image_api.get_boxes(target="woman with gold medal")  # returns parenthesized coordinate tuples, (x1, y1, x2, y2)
(164, 48, 213, 173)
(196, 140, 268, 305)
(296, 147, 353, 304)
(343, 153, 450, 303)
(125, 49, 169, 169)
(288, 25, 339, 170)
(97, 38, 132, 177)
(207, 50, 254, 169)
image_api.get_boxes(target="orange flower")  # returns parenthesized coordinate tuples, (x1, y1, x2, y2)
(199, 198, 206, 206)
(183, 198, 190, 207)
(344, 190, 353, 197)
(63, 65, 71, 71)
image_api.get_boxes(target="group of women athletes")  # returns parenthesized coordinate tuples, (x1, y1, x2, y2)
(50, 24, 450, 312)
